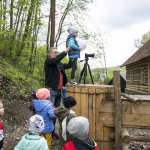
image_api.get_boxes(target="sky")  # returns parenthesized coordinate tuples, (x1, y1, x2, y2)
(41, 0, 150, 69)
(78, 0, 150, 68)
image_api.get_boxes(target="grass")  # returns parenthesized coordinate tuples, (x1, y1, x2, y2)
(0, 56, 44, 98)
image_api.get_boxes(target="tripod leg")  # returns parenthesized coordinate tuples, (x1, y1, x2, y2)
(79, 64, 85, 83)
(84, 64, 87, 85)
(87, 64, 94, 84)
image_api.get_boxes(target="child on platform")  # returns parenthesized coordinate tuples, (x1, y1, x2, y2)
(14, 114, 49, 150)
(0, 101, 4, 150)
(54, 96, 76, 149)
(63, 116, 99, 150)
(66, 26, 82, 84)
(34, 88, 56, 150)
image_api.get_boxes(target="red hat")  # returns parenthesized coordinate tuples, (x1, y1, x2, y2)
(36, 88, 50, 100)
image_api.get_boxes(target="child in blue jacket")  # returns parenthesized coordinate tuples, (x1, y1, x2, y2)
(66, 26, 82, 84)
(14, 114, 49, 150)
(34, 88, 56, 150)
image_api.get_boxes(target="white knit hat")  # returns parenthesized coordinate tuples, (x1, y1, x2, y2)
(28, 114, 44, 134)
(67, 116, 89, 139)
(67, 26, 78, 35)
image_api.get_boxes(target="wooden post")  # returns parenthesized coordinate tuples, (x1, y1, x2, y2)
(148, 57, 150, 94)
(113, 71, 122, 150)
(50, 0, 55, 47)
(121, 93, 142, 105)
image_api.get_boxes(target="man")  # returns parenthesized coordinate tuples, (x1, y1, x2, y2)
(44, 46, 72, 108)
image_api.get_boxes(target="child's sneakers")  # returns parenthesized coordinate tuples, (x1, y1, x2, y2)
(70, 80, 80, 85)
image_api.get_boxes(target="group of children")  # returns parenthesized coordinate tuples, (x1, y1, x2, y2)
(0, 26, 99, 150)
(12, 88, 99, 150)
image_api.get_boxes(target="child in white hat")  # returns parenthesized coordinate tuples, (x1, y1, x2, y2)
(63, 116, 99, 150)
(14, 114, 49, 150)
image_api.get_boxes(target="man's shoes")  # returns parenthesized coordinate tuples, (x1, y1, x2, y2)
(70, 80, 80, 85)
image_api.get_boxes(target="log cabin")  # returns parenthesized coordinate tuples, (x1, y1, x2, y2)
(121, 39, 150, 95)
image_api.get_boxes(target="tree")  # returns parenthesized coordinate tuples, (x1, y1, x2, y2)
(103, 76, 111, 85)
(134, 31, 150, 49)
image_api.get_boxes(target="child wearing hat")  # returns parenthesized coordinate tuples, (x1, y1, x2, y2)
(54, 96, 77, 149)
(63, 116, 99, 150)
(14, 114, 49, 150)
(66, 26, 82, 84)
(34, 88, 56, 150)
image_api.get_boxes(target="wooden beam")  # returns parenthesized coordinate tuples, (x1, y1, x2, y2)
(121, 128, 131, 144)
(130, 135, 150, 142)
(122, 144, 128, 150)
(109, 133, 150, 142)
(113, 71, 122, 150)
(121, 93, 142, 105)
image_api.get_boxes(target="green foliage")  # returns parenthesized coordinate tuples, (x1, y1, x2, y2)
(103, 76, 111, 85)
(0, 0, 96, 97)
(134, 31, 150, 49)
(0, 51, 45, 98)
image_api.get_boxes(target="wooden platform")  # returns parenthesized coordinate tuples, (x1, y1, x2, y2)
(66, 84, 150, 150)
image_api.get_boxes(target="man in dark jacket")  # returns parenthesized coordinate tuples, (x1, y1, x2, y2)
(45, 46, 72, 108)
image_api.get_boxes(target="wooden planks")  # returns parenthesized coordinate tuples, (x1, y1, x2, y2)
(74, 86, 81, 117)
(103, 127, 115, 150)
(99, 112, 150, 128)
(89, 88, 96, 140)
(95, 89, 103, 149)
(148, 57, 150, 94)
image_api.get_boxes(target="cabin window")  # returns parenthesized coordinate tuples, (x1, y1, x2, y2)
(130, 70, 133, 83)
(141, 67, 145, 84)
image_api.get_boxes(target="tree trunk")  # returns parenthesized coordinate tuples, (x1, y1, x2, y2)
(0, 0, 2, 31)
(50, 0, 55, 47)
(3, 0, 6, 31)
(10, 0, 14, 30)
(46, 0, 51, 53)
(55, 0, 73, 47)
(19, 0, 35, 55)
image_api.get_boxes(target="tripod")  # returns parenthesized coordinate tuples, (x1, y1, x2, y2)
(79, 57, 94, 85)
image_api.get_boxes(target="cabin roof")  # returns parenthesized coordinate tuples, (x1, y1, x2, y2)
(121, 40, 150, 67)
(108, 71, 126, 85)
(120, 72, 126, 81)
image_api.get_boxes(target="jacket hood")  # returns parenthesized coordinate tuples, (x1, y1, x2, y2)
(73, 138, 97, 150)
(14, 133, 49, 150)
(34, 100, 51, 112)
(54, 106, 69, 120)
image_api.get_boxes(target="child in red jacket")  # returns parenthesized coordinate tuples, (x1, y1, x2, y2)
(0, 101, 4, 149)
(63, 116, 99, 150)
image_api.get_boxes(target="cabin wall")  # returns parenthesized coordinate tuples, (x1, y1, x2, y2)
(126, 58, 148, 94)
